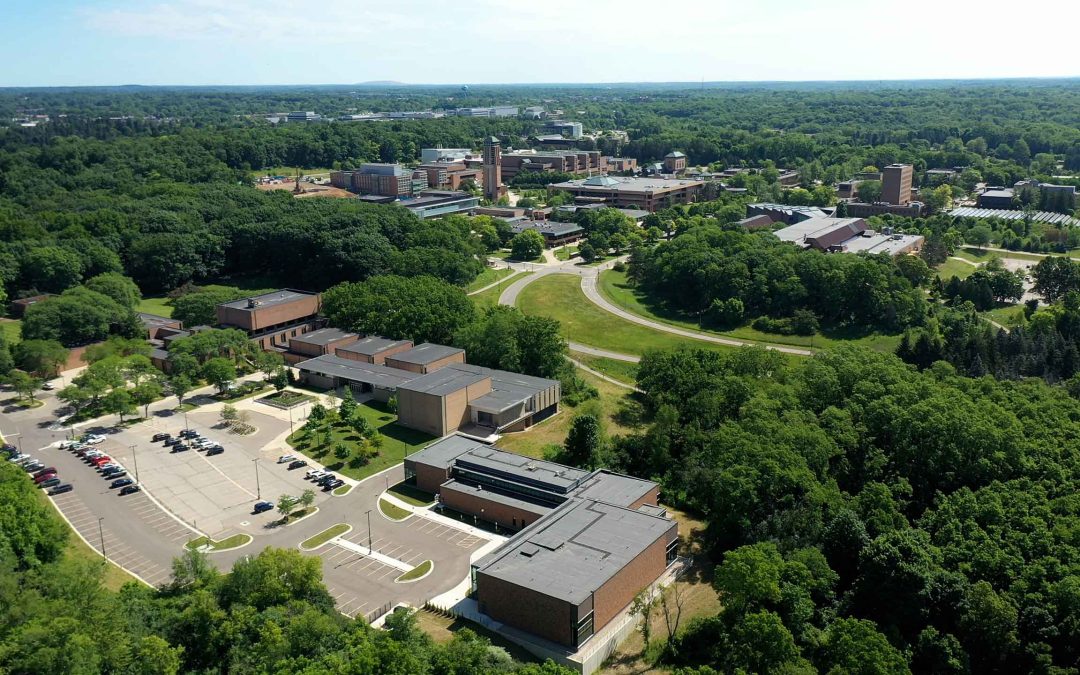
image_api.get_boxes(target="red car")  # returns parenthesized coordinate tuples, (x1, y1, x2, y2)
(33, 472, 57, 484)
(33, 467, 57, 478)
(89, 456, 111, 467)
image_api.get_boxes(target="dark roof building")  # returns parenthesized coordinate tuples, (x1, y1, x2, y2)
(509, 220, 584, 247)
(336, 337, 414, 364)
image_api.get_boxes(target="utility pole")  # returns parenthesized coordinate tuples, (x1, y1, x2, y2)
(97, 517, 106, 560)
(130, 444, 138, 482)
(183, 411, 189, 432)
(365, 509, 372, 553)
(253, 458, 261, 499)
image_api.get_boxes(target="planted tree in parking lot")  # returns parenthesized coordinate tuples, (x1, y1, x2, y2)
(104, 387, 136, 422)
(277, 494, 297, 521)
(170, 375, 193, 408)
(132, 379, 164, 419)
(202, 357, 236, 395)
(7, 370, 42, 403)
(300, 489, 315, 512)
(220, 404, 238, 427)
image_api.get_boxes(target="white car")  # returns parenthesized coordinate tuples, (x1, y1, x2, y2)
(8, 453, 29, 463)
(277, 454, 296, 464)
(84, 435, 106, 445)
(304, 468, 324, 480)
(194, 438, 214, 448)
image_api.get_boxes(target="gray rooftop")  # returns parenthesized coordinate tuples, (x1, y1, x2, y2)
(405, 435, 481, 470)
(387, 343, 465, 366)
(440, 479, 552, 517)
(455, 444, 590, 494)
(138, 312, 180, 328)
(218, 289, 317, 312)
(475, 498, 676, 605)
(296, 354, 417, 389)
(774, 217, 865, 246)
(289, 327, 356, 346)
(396, 365, 488, 396)
(555, 176, 703, 193)
(572, 471, 656, 508)
(337, 336, 412, 356)
(509, 220, 583, 238)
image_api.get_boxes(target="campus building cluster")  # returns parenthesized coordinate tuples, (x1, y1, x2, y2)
(405, 435, 678, 650)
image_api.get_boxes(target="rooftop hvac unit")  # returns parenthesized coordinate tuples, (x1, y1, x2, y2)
(246, 298, 261, 308)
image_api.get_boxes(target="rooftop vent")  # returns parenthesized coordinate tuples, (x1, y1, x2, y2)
(246, 298, 261, 308)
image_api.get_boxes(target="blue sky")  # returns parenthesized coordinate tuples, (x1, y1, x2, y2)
(3, 0, 1078, 87)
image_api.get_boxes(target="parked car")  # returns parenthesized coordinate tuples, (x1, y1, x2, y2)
(41, 382, 55, 390)
(48, 483, 73, 495)
(316, 474, 337, 486)
(151, 433, 171, 442)
(252, 501, 274, 514)
(110, 478, 134, 489)
(171, 444, 189, 453)
(206, 446, 224, 457)
(288, 459, 308, 470)
(305, 469, 325, 480)
(33, 466, 57, 478)
(83, 434, 105, 444)
(277, 454, 296, 464)
(24, 461, 44, 473)
(179, 429, 198, 439)
(102, 469, 126, 480)
(39, 477, 61, 489)
(90, 456, 112, 467)
(323, 479, 344, 491)
(34, 472, 57, 484)
(8, 453, 29, 463)
(118, 485, 141, 496)
(97, 463, 122, 474)
(164, 437, 180, 446)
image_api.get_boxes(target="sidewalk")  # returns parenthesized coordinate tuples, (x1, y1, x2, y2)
(380, 491, 508, 542)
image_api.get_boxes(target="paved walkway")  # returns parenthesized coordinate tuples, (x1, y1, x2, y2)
(467, 270, 525, 296)
(566, 357, 641, 392)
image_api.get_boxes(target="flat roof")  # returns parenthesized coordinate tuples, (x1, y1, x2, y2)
(388, 343, 464, 366)
(218, 289, 317, 312)
(296, 354, 417, 389)
(841, 233, 924, 255)
(572, 470, 656, 508)
(405, 434, 480, 470)
(553, 176, 703, 193)
(441, 479, 552, 517)
(455, 445, 590, 494)
(474, 498, 675, 605)
(981, 189, 1014, 198)
(289, 327, 355, 346)
(510, 221, 583, 238)
(397, 365, 488, 396)
(774, 217, 864, 246)
(337, 336, 412, 356)
(138, 312, 180, 328)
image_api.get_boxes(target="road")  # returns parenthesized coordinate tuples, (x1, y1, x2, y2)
(2, 385, 493, 622)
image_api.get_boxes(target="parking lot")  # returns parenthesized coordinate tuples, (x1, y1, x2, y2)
(100, 406, 329, 535)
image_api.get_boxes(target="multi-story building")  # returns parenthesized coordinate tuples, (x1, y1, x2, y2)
(331, 164, 428, 197)
(882, 163, 913, 205)
(286, 111, 321, 122)
(483, 137, 505, 202)
(977, 188, 1016, 209)
(421, 148, 474, 163)
(775, 216, 924, 256)
(215, 289, 322, 351)
(404, 435, 678, 651)
(401, 190, 481, 219)
(662, 151, 687, 174)
(500, 150, 606, 181)
(746, 203, 831, 225)
(607, 157, 638, 173)
(543, 120, 583, 139)
(508, 220, 585, 248)
(454, 106, 519, 117)
(417, 162, 484, 191)
(550, 175, 703, 212)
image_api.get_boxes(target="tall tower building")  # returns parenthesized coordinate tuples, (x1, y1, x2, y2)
(483, 136, 506, 202)
(882, 164, 913, 205)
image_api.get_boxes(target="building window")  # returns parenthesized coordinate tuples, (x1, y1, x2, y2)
(574, 611, 595, 648)
(666, 538, 679, 565)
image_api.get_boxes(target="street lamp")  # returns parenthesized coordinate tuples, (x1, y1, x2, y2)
(252, 458, 261, 499)
(97, 517, 106, 560)
(130, 444, 139, 482)
(183, 410, 189, 431)
(365, 509, 373, 554)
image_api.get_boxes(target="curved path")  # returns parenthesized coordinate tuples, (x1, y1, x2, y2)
(566, 357, 642, 393)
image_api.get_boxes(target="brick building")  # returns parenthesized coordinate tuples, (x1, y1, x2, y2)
(882, 163, 913, 205)
(483, 137, 506, 202)
(662, 151, 687, 174)
(404, 435, 678, 649)
(500, 150, 606, 181)
(550, 175, 703, 212)
(215, 289, 321, 350)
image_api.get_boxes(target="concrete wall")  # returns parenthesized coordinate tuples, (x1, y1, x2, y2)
(300, 371, 336, 390)
(591, 522, 677, 634)
(476, 573, 579, 648)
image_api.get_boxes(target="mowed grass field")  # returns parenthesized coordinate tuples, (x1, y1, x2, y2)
(936, 257, 979, 280)
(597, 270, 901, 354)
(467, 266, 516, 292)
(135, 297, 174, 318)
(0, 319, 21, 344)
(517, 274, 736, 357)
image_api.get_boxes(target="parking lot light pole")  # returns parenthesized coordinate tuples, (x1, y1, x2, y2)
(365, 509, 372, 554)
(183, 411, 189, 432)
(252, 458, 261, 499)
(97, 518, 106, 560)
(130, 444, 139, 482)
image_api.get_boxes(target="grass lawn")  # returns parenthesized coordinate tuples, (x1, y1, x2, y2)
(215, 383, 272, 404)
(417, 609, 541, 663)
(250, 166, 333, 179)
(259, 390, 315, 408)
(135, 296, 173, 318)
(378, 498, 410, 521)
(598, 269, 901, 354)
(388, 480, 436, 506)
(958, 246, 1048, 263)
(1, 318, 22, 344)
(936, 258, 979, 280)
(467, 266, 515, 292)
(497, 368, 644, 459)
(332, 484, 353, 496)
(185, 533, 251, 551)
(982, 303, 1026, 328)
(571, 353, 639, 385)
(396, 560, 432, 582)
(554, 245, 579, 261)
(518, 274, 736, 357)
(470, 272, 530, 310)
(286, 400, 435, 481)
(301, 523, 350, 549)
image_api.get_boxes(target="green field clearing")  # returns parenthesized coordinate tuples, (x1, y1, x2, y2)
(517, 274, 735, 357)
(597, 270, 901, 353)
(570, 353, 639, 385)
(135, 296, 173, 318)
(936, 258, 979, 280)
(0, 319, 21, 344)
(467, 266, 515, 292)
(250, 166, 333, 179)
(982, 304, 1026, 328)
(958, 247, 1048, 263)
(470, 272, 529, 310)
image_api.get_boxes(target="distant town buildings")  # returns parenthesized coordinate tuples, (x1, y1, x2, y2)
(331, 164, 428, 198)
(977, 188, 1016, 209)
(500, 150, 606, 181)
(775, 217, 924, 256)
(662, 151, 687, 174)
(606, 157, 638, 173)
(286, 111, 322, 122)
(421, 148, 474, 163)
(746, 203, 830, 225)
(507, 220, 585, 248)
(881, 163, 913, 205)
(543, 120, 583, 139)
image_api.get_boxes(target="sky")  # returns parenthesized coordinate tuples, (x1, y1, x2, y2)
(3, 0, 1078, 87)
